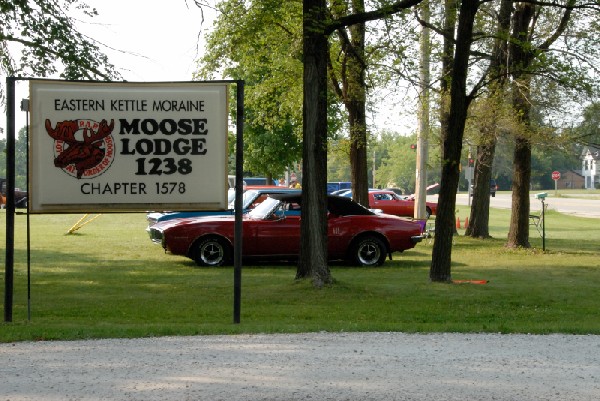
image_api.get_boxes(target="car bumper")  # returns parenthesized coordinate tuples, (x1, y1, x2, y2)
(147, 227, 164, 244)
(411, 235, 425, 244)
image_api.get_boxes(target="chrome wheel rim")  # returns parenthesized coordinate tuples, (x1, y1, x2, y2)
(358, 241, 381, 266)
(200, 241, 224, 266)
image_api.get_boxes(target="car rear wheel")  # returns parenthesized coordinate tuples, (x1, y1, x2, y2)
(425, 207, 432, 219)
(193, 237, 231, 267)
(351, 235, 387, 267)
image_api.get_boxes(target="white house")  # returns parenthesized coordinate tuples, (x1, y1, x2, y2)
(581, 146, 599, 189)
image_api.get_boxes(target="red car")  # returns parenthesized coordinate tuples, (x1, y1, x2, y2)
(368, 190, 437, 219)
(148, 194, 425, 267)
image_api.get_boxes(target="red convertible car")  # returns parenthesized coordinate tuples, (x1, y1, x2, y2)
(148, 194, 424, 267)
(368, 190, 437, 219)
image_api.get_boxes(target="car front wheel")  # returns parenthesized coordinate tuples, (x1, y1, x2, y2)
(351, 235, 387, 267)
(193, 237, 231, 267)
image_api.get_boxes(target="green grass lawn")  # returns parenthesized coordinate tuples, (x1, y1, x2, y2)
(1, 206, 599, 342)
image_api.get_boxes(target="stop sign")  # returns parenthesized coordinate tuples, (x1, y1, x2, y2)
(552, 171, 561, 180)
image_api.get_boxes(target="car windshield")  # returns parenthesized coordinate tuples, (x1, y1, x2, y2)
(247, 196, 281, 219)
(227, 189, 259, 209)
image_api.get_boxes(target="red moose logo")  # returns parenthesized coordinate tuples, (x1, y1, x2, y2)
(45, 119, 115, 179)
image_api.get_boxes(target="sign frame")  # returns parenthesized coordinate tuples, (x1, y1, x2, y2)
(5, 77, 245, 325)
(29, 79, 230, 213)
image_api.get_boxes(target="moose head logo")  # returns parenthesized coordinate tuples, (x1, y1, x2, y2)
(45, 119, 115, 179)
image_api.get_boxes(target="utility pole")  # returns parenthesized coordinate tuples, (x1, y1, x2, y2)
(467, 147, 473, 207)
(414, 0, 430, 221)
(372, 150, 376, 188)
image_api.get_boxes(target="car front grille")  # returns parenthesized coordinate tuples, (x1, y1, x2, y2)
(148, 227, 164, 244)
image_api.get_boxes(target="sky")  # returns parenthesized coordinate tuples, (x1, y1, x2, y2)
(3, 0, 414, 137)
(2, 1, 213, 136)
(82, 0, 213, 82)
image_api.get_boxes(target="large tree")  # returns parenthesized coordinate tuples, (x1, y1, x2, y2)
(465, 0, 512, 239)
(299, 0, 422, 286)
(429, 0, 480, 281)
(195, 0, 304, 180)
(575, 102, 600, 147)
(505, 0, 588, 248)
(432, 0, 599, 254)
(328, 0, 371, 208)
(297, 0, 331, 285)
(197, 0, 422, 286)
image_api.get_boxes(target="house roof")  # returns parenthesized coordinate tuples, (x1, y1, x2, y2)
(581, 145, 600, 159)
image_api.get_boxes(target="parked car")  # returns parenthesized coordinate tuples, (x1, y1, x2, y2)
(0, 178, 27, 209)
(327, 181, 352, 194)
(368, 190, 437, 219)
(148, 194, 425, 267)
(243, 177, 278, 186)
(340, 189, 437, 219)
(384, 187, 404, 196)
(146, 187, 300, 226)
(331, 189, 352, 196)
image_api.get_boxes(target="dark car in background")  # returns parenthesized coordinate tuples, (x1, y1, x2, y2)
(471, 179, 498, 197)
(0, 178, 27, 209)
(490, 179, 498, 197)
(327, 181, 352, 194)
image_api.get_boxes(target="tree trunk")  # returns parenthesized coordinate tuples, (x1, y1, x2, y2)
(505, 1, 574, 247)
(430, 0, 479, 282)
(296, 0, 333, 286)
(347, 18, 369, 208)
(465, 0, 511, 239)
(507, 135, 532, 247)
(334, 0, 369, 209)
(348, 102, 369, 208)
(438, 0, 457, 236)
(506, 2, 534, 248)
(465, 143, 494, 238)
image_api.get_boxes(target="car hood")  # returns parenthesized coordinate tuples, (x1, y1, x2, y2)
(152, 215, 239, 231)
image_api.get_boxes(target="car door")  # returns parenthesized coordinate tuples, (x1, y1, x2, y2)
(326, 213, 356, 259)
(245, 207, 301, 257)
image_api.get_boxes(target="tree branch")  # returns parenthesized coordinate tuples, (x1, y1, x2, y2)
(325, 0, 424, 34)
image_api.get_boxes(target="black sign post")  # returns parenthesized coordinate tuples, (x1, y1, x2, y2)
(4, 77, 16, 322)
(233, 81, 244, 324)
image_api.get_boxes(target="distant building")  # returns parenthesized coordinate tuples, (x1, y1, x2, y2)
(557, 170, 584, 189)
(581, 146, 599, 189)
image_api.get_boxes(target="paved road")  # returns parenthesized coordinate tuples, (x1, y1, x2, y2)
(437, 193, 600, 219)
(3, 332, 600, 401)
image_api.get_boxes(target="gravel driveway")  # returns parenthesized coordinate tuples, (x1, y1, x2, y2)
(3, 332, 600, 400)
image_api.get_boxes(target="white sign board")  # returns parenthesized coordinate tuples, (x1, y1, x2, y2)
(465, 166, 474, 180)
(29, 80, 229, 213)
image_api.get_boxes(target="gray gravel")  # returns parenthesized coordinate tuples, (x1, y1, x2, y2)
(3, 332, 600, 400)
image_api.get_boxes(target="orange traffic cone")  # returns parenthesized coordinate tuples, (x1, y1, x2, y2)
(456, 217, 461, 229)
(464, 217, 469, 229)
